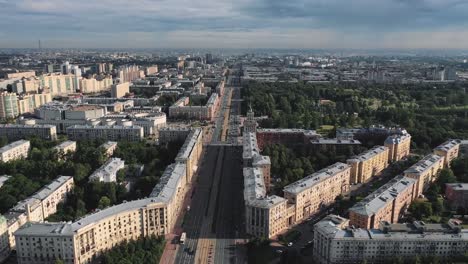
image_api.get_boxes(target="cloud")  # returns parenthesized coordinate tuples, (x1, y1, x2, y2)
(1, 0, 468, 49)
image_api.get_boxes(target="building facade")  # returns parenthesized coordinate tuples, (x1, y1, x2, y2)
(433, 139, 461, 168)
(445, 183, 468, 211)
(0, 140, 30, 162)
(384, 133, 411, 162)
(314, 215, 468, 264)
(66, 125, 144, 142)
(347, 146, 389, 184)
(283, 163, 351, 225)
(404, 154, 445, 196)
(89, 158, 125, 183)
(349, 175, 417, 229)
(0, 124, 57, 141)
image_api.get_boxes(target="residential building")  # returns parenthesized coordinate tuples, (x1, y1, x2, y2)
(0, 124, 57, 141)
(168, 93, 220, 121)
(314, 215, 468, 264)
(243, 132, 271, 191)
(349, 175, 417, 229)
(0, 140, 30, 162)
(384, 133, 411, 162)
(433, 139, 461, 167)
(79, 76, 113, 94)
(117, 65, 140, 83)
(4, 176, 73, 251)
(404, 154, 445, 196)
(283, 163, 351, 225)
(13, 129, 204, 264)
(243, 109, 257, 134)
(0, 92, 19, 119)
(53, 141, 76, 160)
(100, 141, 117, 157)
(5, 72, 35, 79)
(89, 158, 125, 183)
(244, 166, 287, 238)
(174, 128, 203, 182)
(0, 216, 8, 263)
(256, 129, 320, 150)
(445, 183, 468, 211)
(158, 127, 191, 144)
(347, 146, 389, 184)
(0, 175, 11, 188)
(310, 138, 361, 151)
(111, 82, 130, 98)
(66, 125, 144, 142)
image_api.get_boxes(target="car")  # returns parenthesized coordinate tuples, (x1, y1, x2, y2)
(287, 242, 293, 247)
(276, 249, 283, 254)
(307, 240, 313, 244)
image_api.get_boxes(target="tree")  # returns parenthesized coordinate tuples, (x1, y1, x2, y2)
(436, 168, 457, 192)
(98, 196, 111, 209)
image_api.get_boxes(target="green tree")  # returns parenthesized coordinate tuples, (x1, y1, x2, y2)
(98, 196, 111, 209)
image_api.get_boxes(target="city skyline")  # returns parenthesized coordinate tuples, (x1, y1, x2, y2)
(1, 0, 468, 49)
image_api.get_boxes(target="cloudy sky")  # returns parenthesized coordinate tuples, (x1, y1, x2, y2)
(1, 0, 468, 49)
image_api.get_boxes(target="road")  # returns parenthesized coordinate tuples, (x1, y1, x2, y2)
(174, 75, 246, 264)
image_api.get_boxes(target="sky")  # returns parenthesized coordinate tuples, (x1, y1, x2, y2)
(1, 0, 468, 49)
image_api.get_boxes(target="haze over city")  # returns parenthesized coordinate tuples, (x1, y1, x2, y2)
(2, 0, 468, 49)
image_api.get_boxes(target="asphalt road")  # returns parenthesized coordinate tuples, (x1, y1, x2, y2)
(174, 145, 222, 264)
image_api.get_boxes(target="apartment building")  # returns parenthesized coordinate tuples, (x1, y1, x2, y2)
(149, 163, 187, 231)
(404, 154, 445, 196)
(347, 146, 389, 184)
(175, 128, 203, 182)
(0, 124, 57, 141)
(158, 127, 192, 144)
(0, 140, 30, 162)
(89, 158, 125, 183)
(4, 176, 74, 251)
(283, 163, 351, 225)
(243, 132, 271, 191)
(111, 82, 130, 98)
(0, 92, 19, 119)
(384, 133, 411, 162)
(100, 141, 117, 157)
(349, 175, 417, 229)
(243, 109, 257, 134)
(433, 139, 461, 167)
(13, 129, 204, 264)
(256, 128, 320, 150)
(66, 124, 144, 142)
(79, 76, 113, 94)
(244, 167, 287, 238)
(314, 215, 468, 264)
(168, 93, 220, 121)
(445, 183, 468, 210)
(102, 112, 167, 136)
(53, 141, 76, 159)
(310, 138, 362, 151)
(0, 216, 8, 263)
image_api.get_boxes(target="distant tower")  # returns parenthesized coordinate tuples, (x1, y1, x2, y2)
(243, 106, 257, 134)
(38, 40, 41, 50)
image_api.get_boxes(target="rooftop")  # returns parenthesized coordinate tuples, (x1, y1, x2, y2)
(384, 133, 412, 145)
(347, 146, 388, 163)
(404, 154, 444, 175)
(54, 140, 76, 150)
(284, 163, 350, 194)
(150, 163, 186, 203)
(175, 128, 202, 161)
(15, 222, 73, 237)
(349, 175, 416, 216)
(446, 183, 468, 191)
(0, 140, 30, 153)
(434, 139, 461, 152)
(310, 138, 361, 145)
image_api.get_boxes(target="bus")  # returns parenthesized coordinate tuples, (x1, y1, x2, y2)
(180, 232, 187, 244)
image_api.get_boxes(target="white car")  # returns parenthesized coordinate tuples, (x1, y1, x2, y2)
(287, 242, 293, 247)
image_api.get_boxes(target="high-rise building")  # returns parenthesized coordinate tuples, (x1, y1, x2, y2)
(0, 92, 19, 119)
(111, 82, 130, 98)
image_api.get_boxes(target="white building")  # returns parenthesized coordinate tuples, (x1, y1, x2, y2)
(0, 140, 30, 162)
(314, 215, 468, 264)
(66, 125, 144, 142)
(89, 158, 125, 183)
